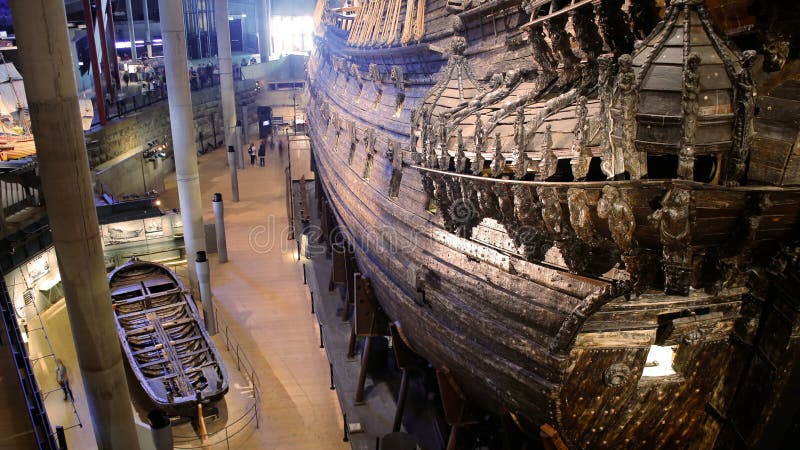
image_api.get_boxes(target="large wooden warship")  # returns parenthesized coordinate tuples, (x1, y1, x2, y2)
(108, 260, 228, 416)
(307, 0, 800, 447)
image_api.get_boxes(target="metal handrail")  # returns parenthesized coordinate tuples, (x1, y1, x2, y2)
(171, 302, 261, 449)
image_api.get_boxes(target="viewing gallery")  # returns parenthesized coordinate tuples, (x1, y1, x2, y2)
(0, 1, 798, 449)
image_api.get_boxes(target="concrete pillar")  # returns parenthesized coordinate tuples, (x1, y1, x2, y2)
(242, 103, 250, 148)
(126, 0, 137, 61)
(195, 251, 218, 335)
(8, 1, 138, 448)
(215, 0, 239, 174)
(159, 0, 205, 289)
(228, 146, 240, 202)
(236, 123, 245, 169)
(142, 0, 152, 57)
(258, 0, 271, 63)
(212, 193, 228, 263)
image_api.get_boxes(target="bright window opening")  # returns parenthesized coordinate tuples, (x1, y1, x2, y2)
(271, 16, 314, 57)
(641, 345, 677, 377)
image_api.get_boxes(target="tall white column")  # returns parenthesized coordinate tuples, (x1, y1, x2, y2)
(142, 0, 152, 57)
(9, 0, 138, 448)
(159, 0, 205, 288)
(258, 0, 271, 63)
(126, 0, 137, 61)
(215, 0, 239, 195)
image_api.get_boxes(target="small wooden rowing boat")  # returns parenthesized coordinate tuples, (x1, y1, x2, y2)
(108, 259, 228, 416)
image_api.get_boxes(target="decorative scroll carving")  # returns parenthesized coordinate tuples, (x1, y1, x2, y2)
(539, 124, 558, 180)
(391, 65, 405, 90)
(537, 186, 564, 236)
(490, 132, 505, 177)
(679, 53, 702, 180)
(511, 107, 530, 180)
(567, 188, 597, 243)
(570, 96, 592, 180)
(454, 129, 468, 173)
(618, 54, 645, 179)
(649, 188, 693, 296)
(604, 363, 632, 387)
(727, 50, 757, 185)
(597, 54, 617, 179)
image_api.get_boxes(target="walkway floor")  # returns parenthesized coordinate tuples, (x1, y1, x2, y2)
(160, 135, 348, 449)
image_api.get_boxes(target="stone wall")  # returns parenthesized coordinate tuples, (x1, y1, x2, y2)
(87, 80, 258, 200)
(86, 79, 259, 169)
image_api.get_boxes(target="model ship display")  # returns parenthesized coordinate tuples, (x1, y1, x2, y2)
(108, 259, 228, 416)
(308, 0, 800, 447)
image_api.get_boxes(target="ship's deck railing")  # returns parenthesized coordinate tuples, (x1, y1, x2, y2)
(323, 6, 358, 35)
(171, 302, 262, 449)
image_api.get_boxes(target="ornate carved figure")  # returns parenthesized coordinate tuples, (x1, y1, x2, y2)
(597, 54, 617, 179)
(727, 50, 757, 185)
(452, 178, 480, 238)
(470, 115, 487, 175)
(596, 0, 634, 55)
(572, 4, 605, 64)
(368, 63, 380, 82)
(437, 117, 450, 170)
(629, 0, 660, 40)
(391, 65, 404, 90)
(679, 53, 702, 180)
(567, 188, 596, 243)
(604, 363, 632, 387)
(618, 54, 645, 179)
(649, 188, 693, 296)
(546, 2, 580, 73)
(537, 186, 563, 236)
(389, 143, 404, 198)
(539, 124, 558, 180)
(511, 107, 529, 179)
(476, 180, 500, 219)
(529, 24, 558, 78)
(490, 133, 505, 177)
(597, 185, 635, 253)
(570, 96, 591, 180)
(454, 128, 468, 173)
(421, 172, 436, 212)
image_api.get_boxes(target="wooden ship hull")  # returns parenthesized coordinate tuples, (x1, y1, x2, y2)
(108, 260, 228, 416)
(308, 0, 800, 447)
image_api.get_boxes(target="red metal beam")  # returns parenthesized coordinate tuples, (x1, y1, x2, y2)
(95, 0, 115, 104)
(106, 0, 121, 89)
(81, 0, 106, 125)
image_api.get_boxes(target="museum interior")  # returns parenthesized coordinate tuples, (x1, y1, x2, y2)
(0, 0, 798, 449)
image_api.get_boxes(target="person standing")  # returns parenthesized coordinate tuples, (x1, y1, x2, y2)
(55, 358, 74, 402)
(258, 141, 266, 167)
(248, 143, 256, 165)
